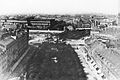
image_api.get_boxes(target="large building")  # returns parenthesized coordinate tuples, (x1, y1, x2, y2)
(0, 23, 28, 77)
(85, 33, 120, 80)
(27, 19, 55, 30)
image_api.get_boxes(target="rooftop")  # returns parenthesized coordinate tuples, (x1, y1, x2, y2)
(4, 24, 17, 30)
(97, 48, 120, 67)
(94, 33, 117, 40)
(108, 26, 120, 28)
(100, 26, 120, 39)
(0, 36, 15, 49)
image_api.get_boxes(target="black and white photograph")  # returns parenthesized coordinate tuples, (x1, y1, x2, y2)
(0, 0, 119, 80)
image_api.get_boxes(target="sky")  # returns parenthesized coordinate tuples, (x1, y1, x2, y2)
(0, 0, 119, 15)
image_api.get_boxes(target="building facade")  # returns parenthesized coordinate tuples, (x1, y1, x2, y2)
(0, 25, 28, 76)
(86, 36, 120, 80)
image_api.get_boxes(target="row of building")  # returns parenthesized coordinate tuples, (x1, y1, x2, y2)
(85, 28, 120, 80)
(0, 22, 28, 77)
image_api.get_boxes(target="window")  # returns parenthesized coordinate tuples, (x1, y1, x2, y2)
(101, 57, 104, 60)
(101, 75, 106, 79)
(96, 67, 99, 71)
(87, 55, 91, 61)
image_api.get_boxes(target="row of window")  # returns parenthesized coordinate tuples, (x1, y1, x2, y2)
(85, 54, 107, 79)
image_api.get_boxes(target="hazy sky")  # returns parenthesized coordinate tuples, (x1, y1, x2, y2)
(0, 0, 119, 15)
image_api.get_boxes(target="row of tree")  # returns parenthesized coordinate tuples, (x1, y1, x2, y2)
(26, 42, 87, 80)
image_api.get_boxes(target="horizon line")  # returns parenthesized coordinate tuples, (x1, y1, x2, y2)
(0, 12, 118, 16)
